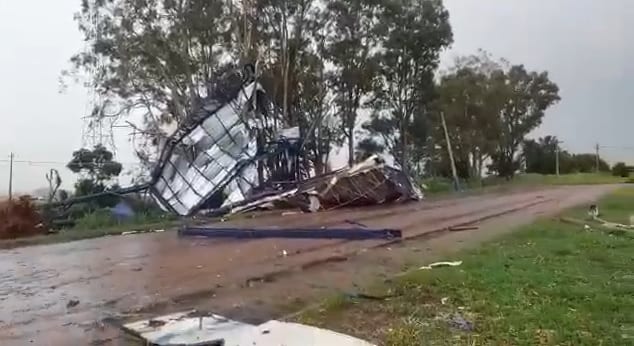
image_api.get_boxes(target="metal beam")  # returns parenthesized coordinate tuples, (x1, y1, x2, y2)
(179, 227, 401, 240)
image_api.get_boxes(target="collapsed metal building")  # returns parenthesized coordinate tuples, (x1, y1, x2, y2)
(56, 65, 422, 217)
(148, 65, 423, 216)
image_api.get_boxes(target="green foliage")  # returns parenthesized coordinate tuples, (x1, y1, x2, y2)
(363, 0, 453, 172)
(523, 135, 559, 174)
(67, 144, 122, 182)
(523, 136, 609, 174)
(69, 0, 564, 182)
(73, 207, 172, 230)
(420, 177, 453, 194)
(489, 66, 560, 178)
(323, 0, 382, 166)
(425, 52, 559, 181)
(431, 51, 502, 180)
(568, 153, 610, 173)
(71, 0, 231, 124)
(514, 173, 626, 185)
(67, 144, 123, 208)
(612, 162, 629, 177)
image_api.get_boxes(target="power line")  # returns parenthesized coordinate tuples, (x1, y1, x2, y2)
(0, 159, 142, 166)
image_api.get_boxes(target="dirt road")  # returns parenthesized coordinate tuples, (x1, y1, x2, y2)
(0, 185, 616, 345)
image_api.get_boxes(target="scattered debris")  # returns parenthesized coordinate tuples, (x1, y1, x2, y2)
(419, 261, 463, 270)
(123, 310, 376, 345)
(441, 297, 449, 305)
(179, 226, 402, 240)
(561, 215, 634, 233)
(343, 292, 394, 301)
(281, 211, 300, 216)
(592, 215, 634, 231)
(588, 204, 599, 218)
(121, 229, 165, 236)
(66, 300, 80, 308)
(448, 225, 479, 232)
(448, 314, 474, 332)
(46, 66, 422, 219)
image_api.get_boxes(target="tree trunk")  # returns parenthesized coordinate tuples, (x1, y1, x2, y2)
(347, 129, 354, 166)
(400, 122, 408, 173)
(314, 161, 324, 175)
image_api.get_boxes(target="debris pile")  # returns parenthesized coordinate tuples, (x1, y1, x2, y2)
(147, 67, 422, 217)
(51, 65, 422, 218)
(0, 196, 44, 239)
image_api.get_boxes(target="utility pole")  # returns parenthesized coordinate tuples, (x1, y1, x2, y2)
(595, 143, 600, 173)
(555, 142, 559, 176)
(440, 112, 460, 191)
(8, 152, 14, 201)
(555, 140, 564, 177)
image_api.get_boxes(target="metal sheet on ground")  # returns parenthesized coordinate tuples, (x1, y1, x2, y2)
(123, 312, 375, 346)
(123, 311, 254, 345)
(235, 320, 376, 346)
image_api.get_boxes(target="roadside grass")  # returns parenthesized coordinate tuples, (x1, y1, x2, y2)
(423, 173, 627, 196)
(0, 218, 179, 249)
(0, 206, 262, 249)
(295, 188, 634, 345)
(514, 173, 628, 186)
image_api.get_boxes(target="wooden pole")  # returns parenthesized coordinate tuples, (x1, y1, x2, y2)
(555, 142, 559, 176)
(440, 112, 460, 191)
(8, 152, 14, 201)
(595, 143, 600, 172)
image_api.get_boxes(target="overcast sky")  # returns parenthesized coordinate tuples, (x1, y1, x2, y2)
(1, 0, 633, 194)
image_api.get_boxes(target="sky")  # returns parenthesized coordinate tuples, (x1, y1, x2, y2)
(0, 0, 633, 194)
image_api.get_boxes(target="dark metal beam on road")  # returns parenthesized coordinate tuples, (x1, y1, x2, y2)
(178, 227, 402, 240)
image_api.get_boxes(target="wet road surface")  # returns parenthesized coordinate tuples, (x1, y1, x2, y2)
(0, 185, 616, 345)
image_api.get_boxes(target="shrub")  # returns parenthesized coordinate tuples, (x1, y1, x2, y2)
(611, 162, 629, 177)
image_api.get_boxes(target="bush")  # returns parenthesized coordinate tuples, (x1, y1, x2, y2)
(612, 162, 629, 177)
(73, 207, 173, 230)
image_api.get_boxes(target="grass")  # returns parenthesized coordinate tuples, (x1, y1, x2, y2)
(295, 188, 634, 345)
(423, 173, 627, 196)
(0, 218, 180, 249)
(71, 208, 175, 230)
(514, 173, 628, 186)
(0, 204, 264, 249)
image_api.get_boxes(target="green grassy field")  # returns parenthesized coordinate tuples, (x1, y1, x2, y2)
(423, 173, 628, 195)
(296, 188, 634, 345)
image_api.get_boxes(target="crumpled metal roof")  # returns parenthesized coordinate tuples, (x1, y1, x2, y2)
(149, 79, 277, 215)
(146, 67, 422, 217)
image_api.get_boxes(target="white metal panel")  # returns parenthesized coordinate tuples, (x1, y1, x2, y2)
(124, 312, 376, 346)
(235, 320, 376, 346)
(152, 83, 259, 215)
(123, 311, 255, 346)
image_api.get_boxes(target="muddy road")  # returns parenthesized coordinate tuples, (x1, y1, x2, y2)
(0, 185, 616, 345)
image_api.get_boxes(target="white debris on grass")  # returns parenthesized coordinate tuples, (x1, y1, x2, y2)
(124, 310, 376, 346)
(419, 261, 463, 270)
